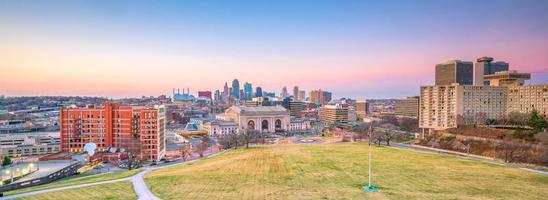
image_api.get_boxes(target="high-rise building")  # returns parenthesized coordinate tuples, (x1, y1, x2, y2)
(435, 60, 474, 85)
(281, 87, 288, 98)
(355, 100, 369, 118)
(475, 56, 510, 85)
(232, 79, 240, 99)
(244, 82, 253, 100)
(198, 91, 212, 99)
(319, 105, 349, 123)
(223, 82, 229, 97)
(419, 84, 516, 130)
(60, 103, 166, 161)
(299, 90, 306, 101)
(395, 96, 420, 118)
(255, 87, 263, 97)
(239, 89, 244, 100)
(293, 86, 299, 100)
(310, 89, 332, 106)
(214, 90, 221, 101)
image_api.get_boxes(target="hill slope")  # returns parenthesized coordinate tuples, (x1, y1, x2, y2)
(145, 143, 548, 199)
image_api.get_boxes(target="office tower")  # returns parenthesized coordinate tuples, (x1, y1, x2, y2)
(318, 105, 349, 123)
(395, 96, 420, 118)
(484, 70, 530, 87)
(281, 87, 288, 98)
(299, 90, 306, 101)
(214, 90, 221, 101)
(60, 103, 166, 161)
(198, 91, 212, 99)
(232, 79, 240, 99)
(293, 86, 299, 100)
(244, 82, 253, 100)
(239, 89, 244, 100)
(255, 87, 263, 97)
(223, 82, 229, 97)
(355, 100, 369, 118)
(310, 89, 332, 106)
(435, 60, 474, 85)
(475, 57, 510, 85)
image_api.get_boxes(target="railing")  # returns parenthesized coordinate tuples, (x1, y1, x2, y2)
(0, 162, 84, 193)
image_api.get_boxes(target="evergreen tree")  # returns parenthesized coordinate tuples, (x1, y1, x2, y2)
(2, 156, 12, 167)
(529, 110, 539, 128)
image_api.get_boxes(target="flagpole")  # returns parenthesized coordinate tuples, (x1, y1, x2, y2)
(368, 126, 372, 188)
(364, 125, 377, 192)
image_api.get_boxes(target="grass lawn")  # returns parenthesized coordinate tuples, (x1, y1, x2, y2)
(5, 169, 143, 196)
(16, 181, 136, 200)
(145, 143, 548, 199)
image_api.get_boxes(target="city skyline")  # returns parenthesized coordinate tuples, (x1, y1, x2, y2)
(2, 0, 548, 99)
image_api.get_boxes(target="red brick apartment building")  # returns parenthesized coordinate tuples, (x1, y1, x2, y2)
(60, 103, 166, 161)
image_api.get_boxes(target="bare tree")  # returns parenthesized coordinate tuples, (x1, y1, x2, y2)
(382, 130, 401, 146)
(217, 134, 232, 149)
(193, 137, 210, 158)
(240, 128, 258, 148)
(497, 140, 526, 163)
(507, 112, 529, 126)
(180, 142, 192, 161)
(370, 130, 384, 146)
(474, 112, 487, 125)
(229, 130, 241, 149)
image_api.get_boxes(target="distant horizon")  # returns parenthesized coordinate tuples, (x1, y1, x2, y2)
(2, 0, 548, 99)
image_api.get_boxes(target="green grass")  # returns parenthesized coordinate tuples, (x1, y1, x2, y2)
(5, 169, 143, 196)
(16, 181, 137, 200)
(145, 143, 548, 199)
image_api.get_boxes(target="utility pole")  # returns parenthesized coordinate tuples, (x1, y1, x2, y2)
(364, 125, 377, 192)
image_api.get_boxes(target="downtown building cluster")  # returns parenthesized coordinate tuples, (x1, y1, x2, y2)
(419, 57, 547, 131)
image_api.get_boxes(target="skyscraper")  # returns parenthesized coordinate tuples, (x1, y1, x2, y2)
(474, 57, 510, 85)
(299, 90, 306, 101)
(310, 89, 332, 106)
(214, 90, 221, 101)
(244, 82, 253, 100)
(223, 82, 229, 97)
(281, 87, 288, 98)
(293, 86, 299, 100)
(255, 87, 263, 97)
(435, 60, 474, 85)
(232, 79, 240, 99)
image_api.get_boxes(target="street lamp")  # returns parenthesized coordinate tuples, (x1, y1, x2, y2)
(363, 126, 377, 192)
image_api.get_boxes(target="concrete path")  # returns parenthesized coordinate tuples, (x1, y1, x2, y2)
(131, 168, 159, 200)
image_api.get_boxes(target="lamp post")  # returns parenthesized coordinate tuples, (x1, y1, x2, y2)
(363, 126, 377, 192)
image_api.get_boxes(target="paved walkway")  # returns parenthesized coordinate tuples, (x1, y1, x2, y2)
(2, 147, 224, 200)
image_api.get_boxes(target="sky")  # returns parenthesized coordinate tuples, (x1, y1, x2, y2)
(1, 0, 548, 99)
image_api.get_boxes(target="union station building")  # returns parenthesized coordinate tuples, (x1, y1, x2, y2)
(218, 106, 291, 133)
